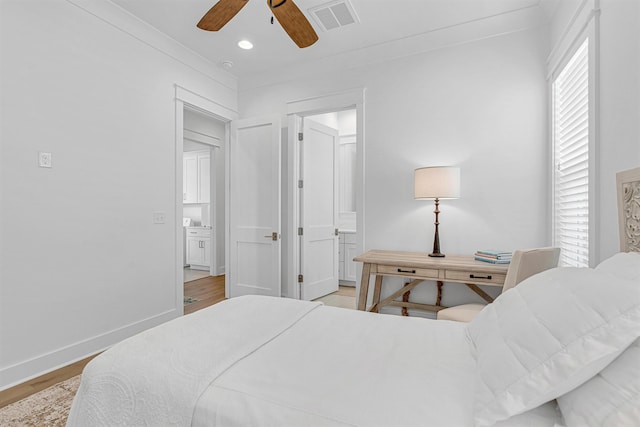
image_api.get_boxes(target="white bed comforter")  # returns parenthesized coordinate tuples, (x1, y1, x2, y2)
(67, 296, 322, 426)
(68, 296, 563, 427)
(193, 302, 476, 426)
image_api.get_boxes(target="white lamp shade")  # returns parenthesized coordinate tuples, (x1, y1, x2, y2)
(414, 166, 460, 199)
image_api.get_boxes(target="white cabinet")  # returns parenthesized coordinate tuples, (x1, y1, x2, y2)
(344, 242, 358, 282)
(186, 227, 211, 270)
(183, 153, 198, 204)
(197, 152, 210, 203)
(183, 150, 210, 204)
(339, 232, 357, 283)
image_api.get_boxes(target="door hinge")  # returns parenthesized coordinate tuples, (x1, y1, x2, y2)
(298, 274, 303, 283)
(298, 227, 303, 236)
(335, 228, 339, 236)
(298, 180, 303, 189)
(298, 132, 303, 141)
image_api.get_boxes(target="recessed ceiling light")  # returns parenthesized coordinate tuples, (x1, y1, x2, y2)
(238, 40, 253, 50)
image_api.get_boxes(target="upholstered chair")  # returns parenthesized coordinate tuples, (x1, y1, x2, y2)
(436, 247, 561, 322)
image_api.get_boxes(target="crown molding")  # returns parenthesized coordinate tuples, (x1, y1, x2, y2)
(65, 0, 237, 91)
(238, 5, 547, 92)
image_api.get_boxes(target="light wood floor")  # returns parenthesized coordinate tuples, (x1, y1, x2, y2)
(0, 353, 100, 409)
(184, 274, 226, 315)
(334, 284, 356, 297)
(0, 275, 226, 408)
(0, 278, 354, 408)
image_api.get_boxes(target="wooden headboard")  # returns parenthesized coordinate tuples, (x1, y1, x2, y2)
(617, 167, 640, 252)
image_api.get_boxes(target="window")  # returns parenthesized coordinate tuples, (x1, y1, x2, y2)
(552, 38, 591, 267)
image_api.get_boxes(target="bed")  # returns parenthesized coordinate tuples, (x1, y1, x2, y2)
(67, 169, 640, 427)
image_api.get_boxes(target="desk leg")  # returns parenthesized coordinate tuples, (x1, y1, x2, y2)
(465, 283, 494, 303)
(401, 290, 411, 316)
(357, 263, 372, 311)
(370, 275, 383, 312)
(436, 281, 443, 306)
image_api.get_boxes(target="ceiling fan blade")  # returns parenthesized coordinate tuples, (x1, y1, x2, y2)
(269, 0, 318, 48)
(197, 0, 249, 31)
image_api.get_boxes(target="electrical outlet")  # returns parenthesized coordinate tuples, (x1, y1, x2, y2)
(38, 152, 52, 168)
(153, 211, 166, 224)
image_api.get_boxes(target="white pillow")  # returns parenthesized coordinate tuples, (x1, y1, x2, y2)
(595, 252, 640, 281)
(467, 266, 640, 427)
(557, 337, 640, 427)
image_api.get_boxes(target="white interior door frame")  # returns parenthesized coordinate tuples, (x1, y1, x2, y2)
(174, 85, 238, 313)
(286, 88, 366, 300)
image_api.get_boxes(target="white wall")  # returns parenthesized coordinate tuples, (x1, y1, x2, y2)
(309, 110, 357, 136)
(597, 0, 640, 259)
(241, 27, 550, 314)
(549, 0, 640, 262)
(337, 110, 357, 136)
(0, 0, 237, 389)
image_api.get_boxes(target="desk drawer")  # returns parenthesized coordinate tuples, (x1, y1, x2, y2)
(186, 228, 211, 238)
(377, 265, 439, 279)
(445, 270, 505, 285)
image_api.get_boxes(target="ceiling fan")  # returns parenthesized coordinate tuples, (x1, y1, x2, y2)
(197, 0, 319, 48)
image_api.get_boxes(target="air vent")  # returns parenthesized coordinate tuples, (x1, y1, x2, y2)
(309, 0, 359, 32)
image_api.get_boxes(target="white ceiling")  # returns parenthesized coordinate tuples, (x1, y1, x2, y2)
(111, 0, 558, 84)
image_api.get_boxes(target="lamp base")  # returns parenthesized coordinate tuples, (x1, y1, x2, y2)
(429, 198, 446, 258)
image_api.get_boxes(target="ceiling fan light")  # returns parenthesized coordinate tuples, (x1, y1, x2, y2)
(238, 40, 253, 50)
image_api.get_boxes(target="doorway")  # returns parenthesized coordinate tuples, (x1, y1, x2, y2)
(174, 85, 238, 313)
(297, 110, 358, 301)
(284, 88, 365, 301)
(174, 87, 363, 306)
(182, 108, 226, 285)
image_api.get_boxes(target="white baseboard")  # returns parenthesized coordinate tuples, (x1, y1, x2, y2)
(0, 309, 178, 391)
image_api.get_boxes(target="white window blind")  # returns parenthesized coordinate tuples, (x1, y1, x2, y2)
(552, 38, 589, 267)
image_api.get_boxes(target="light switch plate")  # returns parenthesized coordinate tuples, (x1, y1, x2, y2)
(153, 211, 166, 224)
(38, 152, 52, 168)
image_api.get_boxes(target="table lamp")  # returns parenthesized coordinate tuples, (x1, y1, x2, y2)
(414, 166, 460, 257)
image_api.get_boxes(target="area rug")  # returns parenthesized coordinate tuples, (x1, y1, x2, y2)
(0, 375, 80, 426)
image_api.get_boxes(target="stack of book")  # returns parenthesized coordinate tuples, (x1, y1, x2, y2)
(475, 250, 512, 264)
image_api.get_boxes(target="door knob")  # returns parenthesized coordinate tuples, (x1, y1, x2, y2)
(264, 232, 279, 241)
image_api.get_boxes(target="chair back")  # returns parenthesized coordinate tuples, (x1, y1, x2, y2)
(502, 247, 561, 292)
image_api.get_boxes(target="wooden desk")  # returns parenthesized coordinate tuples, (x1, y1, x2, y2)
(354, 250, 509, 313)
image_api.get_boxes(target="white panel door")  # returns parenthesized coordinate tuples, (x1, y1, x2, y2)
(300, 119, 339, 300)
(229, 116, 281, 297)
